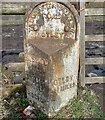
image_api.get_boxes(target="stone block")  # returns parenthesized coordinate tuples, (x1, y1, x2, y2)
(24, 1, 80, 117)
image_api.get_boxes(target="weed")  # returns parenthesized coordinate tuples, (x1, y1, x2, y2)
(55, 87, 105, 119)
(2, 86, 105, 119)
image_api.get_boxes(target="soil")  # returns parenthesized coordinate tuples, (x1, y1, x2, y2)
(1, 21, 105, 114)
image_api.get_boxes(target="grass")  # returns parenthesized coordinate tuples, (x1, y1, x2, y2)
(55, 87, 105, 119)
(2, 86, 105, 119)
(2, 86, 29, 119)
(54, 86, 105, 119)
(2, 85, 46, 119)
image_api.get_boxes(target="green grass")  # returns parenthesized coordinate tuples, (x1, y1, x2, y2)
(2, 86, 29, 119)
(2, 86, 105, 119)
(54, 86, 105, 119)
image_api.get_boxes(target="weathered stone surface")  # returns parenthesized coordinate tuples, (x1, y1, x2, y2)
(19, 52, 24, 62)
(5, 62, 25, 72)
(24, 1, 80, 117)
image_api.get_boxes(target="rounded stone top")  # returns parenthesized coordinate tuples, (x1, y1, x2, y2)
(24, 1, 79, 41)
